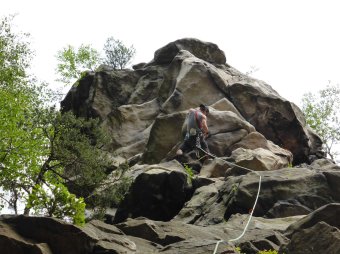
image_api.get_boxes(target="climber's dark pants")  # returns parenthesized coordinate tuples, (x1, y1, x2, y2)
(179, 133, 209, 154)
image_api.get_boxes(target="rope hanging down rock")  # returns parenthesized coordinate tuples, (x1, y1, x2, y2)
(195, 147, 262, 254)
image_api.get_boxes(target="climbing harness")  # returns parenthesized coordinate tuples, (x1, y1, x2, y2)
(195, 147, 262, 254)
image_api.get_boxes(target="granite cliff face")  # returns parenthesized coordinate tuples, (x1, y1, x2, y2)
(2, 38, 340, 254)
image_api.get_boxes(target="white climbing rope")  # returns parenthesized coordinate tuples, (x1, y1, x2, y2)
(195, 147, 262, 254)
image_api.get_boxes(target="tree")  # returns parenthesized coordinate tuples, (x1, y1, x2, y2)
(0, 15, 117, 225)
(85, 162, 132, 219)
(22, 110, 112, 224)
(301, 83, 340, 161)
(56, 44, 100, 85)
(1, 101, 112, 224)
(103, 37, 136, 69)
(0, 14, 40, 214)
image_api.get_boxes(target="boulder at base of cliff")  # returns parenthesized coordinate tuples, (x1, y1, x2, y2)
(0, 215, 142, 254)
(113, 162, 193, 223)
(281, 204, 340, 254)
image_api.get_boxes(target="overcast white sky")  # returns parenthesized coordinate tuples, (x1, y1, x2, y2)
(2, 0, 340, 105)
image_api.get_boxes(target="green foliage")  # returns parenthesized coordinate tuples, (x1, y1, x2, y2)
(51, 111, 111, 197)
(235, 246, 245, 254)
(56, 44, 99, 85)
(56, 37, 136, 85)
(1, 102, 109, 223)
(0, 14, 46, 214)
(183, 164, 194, 184)
(103, 163, 132, 205)
(0, 14, 32, 89)
(27, 183, 86, 225)
(257, 250, 279, 254)
(302, 83, 340, 161)
(26, 110, 111, 224)
(0, 15, 114, 225)
(86, 162, 132, 220)
(103, 37, 136, 69)
(236, 247, 280, 254)
(231, 183, 238, 192)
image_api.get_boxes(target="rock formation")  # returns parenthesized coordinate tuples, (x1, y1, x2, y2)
(61, 38, 323, 165)
(2, 38, 339, 254)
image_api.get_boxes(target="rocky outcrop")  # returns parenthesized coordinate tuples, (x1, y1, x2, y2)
(280, 203, 340, 254)
(61, 38, 323, 165)
(151, 38, 227, 65)
(174, 167, 338, 226)
(142, 108, 257, 164)
(113, 162, 192, 224)
(230, 147, 291, 171)
(0, 214, 303, 254)
(282, 221, 340, 254)
(2, 165, 340, 253)
(25, 38, 338, 254)
(0, 215, 139, 254)
(224, 81, 324, 164)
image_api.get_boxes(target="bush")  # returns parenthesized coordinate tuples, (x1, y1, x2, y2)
(258, 250, 279, 254)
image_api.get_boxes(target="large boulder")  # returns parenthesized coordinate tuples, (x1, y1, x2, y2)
(308, 158, 340, 171)
(226, 81, 324, 164)
(0, 215, 139, 254)
(199, 158, 232, 178)
(115, 217, 238, 254)
(113, 162, 192, 223)
(151, 38, 226, 65)
(175, 167, 336, 226)
(230, 147, 290, 171)
(281, 203, 340, 254)
(281, 221, 340, 254)
(230, 132, 293, 162)
(284, 203, 340, 235)
(229, 132, 293, 170)
(0, 220, 53, 254)
(224, 168, 335, 219)
(61, 68, 140, 119)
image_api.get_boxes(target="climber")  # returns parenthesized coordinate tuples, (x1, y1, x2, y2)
(176, 104, 210, 156)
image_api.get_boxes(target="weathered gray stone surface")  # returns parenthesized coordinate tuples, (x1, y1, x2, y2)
(230, 147, 291, 171)
(284, 203, 340, 235)
(61, 38, 323, 165)
(281, 221, 340, 254)
(5, 38, 334, 254)
(151, 38, 227, 65)
(199, 158, 231, 178)
(0, 215, 138, 254)
(225, 168, 336, 218)
(227, 84, 324, 164)
(230, 131, 293, 163)
(172, 167, 338, 228)
(0, 220, 53, 254)
(113, 164, 192, 224)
